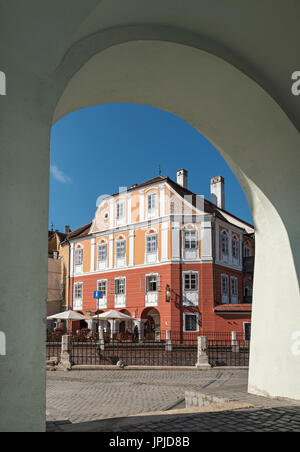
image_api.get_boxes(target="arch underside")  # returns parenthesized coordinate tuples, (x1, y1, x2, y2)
(53, 38, 300, 400)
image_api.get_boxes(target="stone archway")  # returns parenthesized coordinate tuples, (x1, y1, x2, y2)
(52, 38, 300, 402)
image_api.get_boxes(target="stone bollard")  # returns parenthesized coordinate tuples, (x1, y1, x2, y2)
(98, 328, 105, 351)
(58, 334, 72, 371)
(231, 331, 240, 353)
(165, 330, 172, 351)
(195, 336, 211, 368)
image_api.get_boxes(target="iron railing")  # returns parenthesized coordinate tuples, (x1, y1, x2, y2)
(46, 333, 62, 361)
(46, 331, 250, 367)
(71, 336, 197, 367)
(207, 338, 250, 367)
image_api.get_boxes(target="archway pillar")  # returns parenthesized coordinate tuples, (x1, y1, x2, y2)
(0, 62, 56, 432)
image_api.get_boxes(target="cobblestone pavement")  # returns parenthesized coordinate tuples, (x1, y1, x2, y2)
(114, 406, 300, 432)
(46, 369, 300, 432)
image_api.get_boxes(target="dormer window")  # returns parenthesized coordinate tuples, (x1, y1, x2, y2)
(148, 193, 156, 211)
(147, 193, 158, 218)
(116, 201, 125, 219)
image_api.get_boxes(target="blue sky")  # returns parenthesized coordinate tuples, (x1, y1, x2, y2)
(49, 103, 252, 232)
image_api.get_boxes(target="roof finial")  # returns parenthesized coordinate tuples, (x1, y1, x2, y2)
(158, 165, 162, 177)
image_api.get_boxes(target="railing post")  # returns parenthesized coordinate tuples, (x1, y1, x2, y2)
(231, 331, 240, 353)
(165, 330, 172, 351)
(58, 334, 72, 371)
(98, 327, 105, 351)
(195, 336, 211, 368)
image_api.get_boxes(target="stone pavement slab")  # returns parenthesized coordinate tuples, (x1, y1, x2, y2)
(46, 369, 300, 432)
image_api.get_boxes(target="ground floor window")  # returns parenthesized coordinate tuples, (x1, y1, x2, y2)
(183, 312, 199, 332)
(146, 274, 159, 292)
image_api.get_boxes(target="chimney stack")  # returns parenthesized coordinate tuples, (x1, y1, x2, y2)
(65, 225, 71, 234)
(177, 169, 188, 189)
(210, 176, 225, 209)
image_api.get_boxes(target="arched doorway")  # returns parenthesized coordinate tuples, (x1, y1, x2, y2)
(141, 308, 161, 341)
(119, 309, 132, 335)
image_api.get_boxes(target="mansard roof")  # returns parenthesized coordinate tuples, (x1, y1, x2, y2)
(63, 222, 92, 241)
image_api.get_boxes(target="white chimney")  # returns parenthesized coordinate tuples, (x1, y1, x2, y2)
(177, 169, 188, 189)
(211, 176, 225, 209)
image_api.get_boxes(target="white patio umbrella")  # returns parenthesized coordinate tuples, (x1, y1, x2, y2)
(92, 310, 133, 320)
(92, 310, 133, 339)
(47, 310, 90, 321)
(47, 310, 90, 334)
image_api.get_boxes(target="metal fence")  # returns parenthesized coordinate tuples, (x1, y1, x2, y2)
(207, 338, 250, 367)
(71, 337, 197, 367)
(46, 331, 250, 367)
(46, 333, 62, 361)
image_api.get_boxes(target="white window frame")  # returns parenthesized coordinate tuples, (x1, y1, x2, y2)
(221, 274, 229, 304)
(145, 273, 159, 307)
(182, 271, 199, 306)
(147, 192, 158, 219)
(232, 236, 239, 263)
(74, 247, 83, 274)
(230, 276, 239, 304)
(182, 227, 199, 260)
(183, 312, 200, 333)
(114, 277, 126, 308)
(115, 200, 126, 226)
(97, 279, 107, 309)
(184, 230, 198, 250)
(221, 232, 229, 262)
(145, 273, 159, 293)
(97, 243, 107, 269)
(73, 282, 83, 310)
(116, 240, 126, 258)
(183, 271, 198, 291)
(146, 234, 158, 253)
(115, 237, 126, 268)
(145, 230, 159, 264)
(115, 277, 126, 295)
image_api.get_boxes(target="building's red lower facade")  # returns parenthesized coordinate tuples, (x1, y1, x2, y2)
(70, 262, 252, 339)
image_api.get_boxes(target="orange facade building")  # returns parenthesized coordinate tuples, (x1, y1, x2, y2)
(69, 170, 254, 340)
